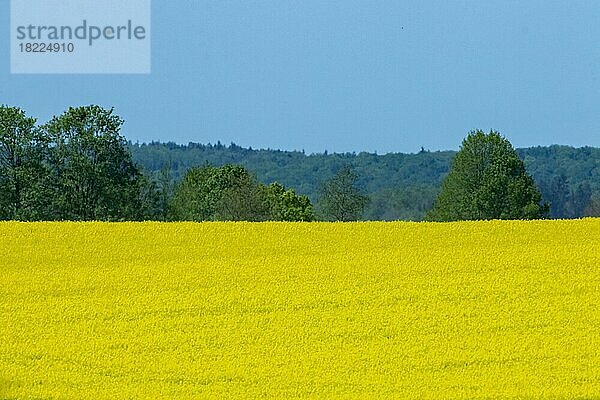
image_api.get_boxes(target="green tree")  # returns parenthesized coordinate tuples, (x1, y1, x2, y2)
(216, 176, 270, 221)
(42, 106, 143, 221)
(170, 164, 316, 222)
(137, 165, 176, 221)
(364, 184, 438, 221)
(266, 182, 314, 221)
(427, 130, 547, 221)
(156, 165, 175, 220)
(584, 193, 600, 217)
(0, 105, 51, 220)
(128, 141, 600, 222)
(572, 183, 592, 218)
(169, 165, 214, 221)
(547, 175, 572, 218)
(170, 164, 257, 221)
(317, 165, 369, 221)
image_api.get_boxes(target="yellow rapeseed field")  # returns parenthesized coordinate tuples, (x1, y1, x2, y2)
(1, 220, 599, 399)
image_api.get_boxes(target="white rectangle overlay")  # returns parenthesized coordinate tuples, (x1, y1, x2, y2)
(11, 0, 151, 74)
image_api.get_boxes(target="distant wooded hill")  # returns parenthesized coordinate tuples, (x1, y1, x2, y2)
(129, 142, 600, 221)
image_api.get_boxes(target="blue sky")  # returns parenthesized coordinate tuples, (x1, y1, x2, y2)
(2, 1, 600, 154)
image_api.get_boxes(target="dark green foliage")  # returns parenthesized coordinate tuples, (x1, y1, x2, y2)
(317, 165, 369, 221)
(0, 105, 35, 219)
(1, 106, 320, 222)
(129, 141, 600, 220)
(42, 106, 144, 221)
(265, 182, 314, 222)
(364, 184, 438, 221)
(1, 105, 152, 221)
(170, 164, 234, 221)
(427, 130, 547, 221)
(538, 176, 592, 219)
(545, 175, 571, 218)
(152, 165, 176, 220)
(170, 164, 266, 221)
(3, 104, 600, 221)
(128, 142, 456, 220)
(216, 171, 271, 221)
(136, 168, 176, 221)
(0, 105, 51, 221)
(519, 146, 600, 218)
(573, 183, 593, 218)
(171, 165, 315, 221)
(585, 193, 600, 217)
(136, 174, 161, 221)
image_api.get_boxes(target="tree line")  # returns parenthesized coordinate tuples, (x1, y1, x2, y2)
(2, 104, 599, 222)
(130, 140, 600, 221)
(0, 105, 364, 222)
(1, 105, 143, 221)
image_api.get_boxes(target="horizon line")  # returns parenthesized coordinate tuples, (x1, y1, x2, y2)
(127, 140, 599, 157)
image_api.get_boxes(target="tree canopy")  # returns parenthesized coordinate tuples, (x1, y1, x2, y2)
(2, 104, 599, 221)
(0, 105, 152, 221)
(0, 105, 43, 220)
(427, 130, 547, 221)
(265, 182, 314, 222)
(43, 106, 144, 221)
(317, 165, 369, 221)
(130, 141, 600, 221)
(170, 164, 314, 222)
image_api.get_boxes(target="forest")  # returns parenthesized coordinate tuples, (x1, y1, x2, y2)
(2, 104, 599, 221)
(130, 141, 600, 220)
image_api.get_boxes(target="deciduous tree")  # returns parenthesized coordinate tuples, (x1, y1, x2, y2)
(427, 130, 547, 221)
(265, 182, 314, 221)
(317, 165, 369, 221)
(0, 105, 50, 220)
(42, 106, 143, 221)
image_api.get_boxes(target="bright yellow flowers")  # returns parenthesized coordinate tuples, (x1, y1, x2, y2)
(1, 220, 599, 399)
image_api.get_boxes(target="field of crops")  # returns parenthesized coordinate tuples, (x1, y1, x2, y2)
(1, 220, 599, 399)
